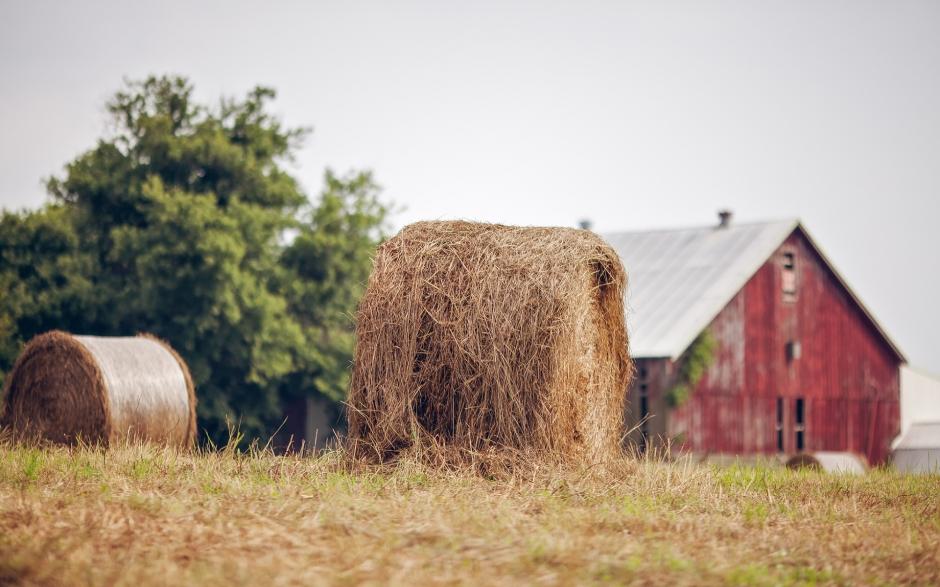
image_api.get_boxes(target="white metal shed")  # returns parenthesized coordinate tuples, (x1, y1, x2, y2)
(892, 422, 940, 473)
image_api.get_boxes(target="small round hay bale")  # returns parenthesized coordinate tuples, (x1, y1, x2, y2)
(1, 331, 196, 447)
(347, 221, 633, 462)
(786, 452, 868, 474)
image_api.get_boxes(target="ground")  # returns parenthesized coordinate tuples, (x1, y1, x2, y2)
(0, 444, 937, 586)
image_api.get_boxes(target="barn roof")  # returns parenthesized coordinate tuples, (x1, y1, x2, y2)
(603, 219, 905, 361)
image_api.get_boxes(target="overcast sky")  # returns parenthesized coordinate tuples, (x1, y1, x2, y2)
(1, 1, 938, 373)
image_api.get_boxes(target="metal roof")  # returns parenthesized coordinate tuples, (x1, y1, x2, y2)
(603, 219, 797, 359)
(603, 218, 905, 362)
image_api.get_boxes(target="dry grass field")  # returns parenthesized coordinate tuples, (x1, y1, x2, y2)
(0, 443, 938, 586)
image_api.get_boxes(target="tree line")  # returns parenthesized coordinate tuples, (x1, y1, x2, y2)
(0, 76, 389, 444)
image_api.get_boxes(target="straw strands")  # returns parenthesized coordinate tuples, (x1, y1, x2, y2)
(1, 331, 196, 447)
(347, 221, 633, 463)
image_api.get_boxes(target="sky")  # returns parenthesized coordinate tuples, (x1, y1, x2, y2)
(1, 1, 938, 373)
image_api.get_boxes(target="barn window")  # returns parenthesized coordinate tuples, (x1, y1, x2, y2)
(782, 251, 797, 301)
(776, 397, 784, 452)
(794, 398, 805, 451)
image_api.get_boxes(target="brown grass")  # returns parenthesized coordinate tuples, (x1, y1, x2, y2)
(0, 443, 938, 586)
(347, 221, 632, 464)
(1, 331, 195, 448)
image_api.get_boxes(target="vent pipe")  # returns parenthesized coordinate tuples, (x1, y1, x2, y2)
(717, 209, 733, 228)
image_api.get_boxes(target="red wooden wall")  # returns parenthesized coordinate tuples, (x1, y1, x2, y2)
(630, 228, 901, 465)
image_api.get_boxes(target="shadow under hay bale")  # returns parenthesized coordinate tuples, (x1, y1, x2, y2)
(1, 331, 196, 447)
(347, 221, 633, 463)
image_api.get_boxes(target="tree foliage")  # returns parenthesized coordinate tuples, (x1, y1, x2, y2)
(0, 76, 389, 443)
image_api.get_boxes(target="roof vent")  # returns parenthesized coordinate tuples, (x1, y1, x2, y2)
(717, 209, 733, 229)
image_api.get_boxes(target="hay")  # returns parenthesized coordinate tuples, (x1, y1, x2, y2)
(347, 220, 632, 463)
(0, 331, 196, 447)
(785, 452, 868, 474)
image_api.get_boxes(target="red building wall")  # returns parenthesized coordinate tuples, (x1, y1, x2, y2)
(629, 229, 901, 464)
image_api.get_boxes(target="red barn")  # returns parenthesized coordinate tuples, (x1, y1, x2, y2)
(605, 213, 905, 465)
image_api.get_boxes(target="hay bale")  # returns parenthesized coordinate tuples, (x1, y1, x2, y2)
(786, 452, 868, 474)
(1, 331, 196, 447)
(347, 220, 632, 462)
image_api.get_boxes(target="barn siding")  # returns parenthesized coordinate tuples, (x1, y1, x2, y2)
(626, 228, 901, 464)
(623, 358, 673, 450)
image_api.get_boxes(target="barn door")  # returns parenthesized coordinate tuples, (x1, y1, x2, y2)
(794, 397, 806, 452)
(776, 396, 806, 453)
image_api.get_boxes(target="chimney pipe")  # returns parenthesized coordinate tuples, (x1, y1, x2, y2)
(718, 209, 733, 228)
(578, 218, 593, 231)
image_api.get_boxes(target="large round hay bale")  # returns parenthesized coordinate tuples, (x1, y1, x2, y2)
(347, 221, 632, 462)
(786, 452, 868, 474)
(1, 331, 196, 447)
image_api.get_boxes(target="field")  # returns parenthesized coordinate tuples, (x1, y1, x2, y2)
(1, 444, 938, 586)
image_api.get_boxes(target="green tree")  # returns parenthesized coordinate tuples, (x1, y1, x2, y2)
(0, 76, 389, 443)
